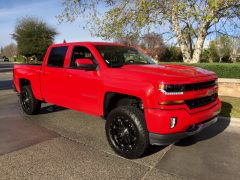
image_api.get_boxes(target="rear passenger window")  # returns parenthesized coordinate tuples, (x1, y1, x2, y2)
(47, 46, 68, 67)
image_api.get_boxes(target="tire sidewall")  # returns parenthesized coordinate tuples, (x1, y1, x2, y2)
(20, 86, 38, 115)
(106, 106, 149, 159)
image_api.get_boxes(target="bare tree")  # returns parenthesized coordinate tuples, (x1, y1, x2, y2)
(0, 47, 3, 55)
(140, 33, 167, 60)
(230, 37, 240, 63)
(114, 35, 139, 46)
(1, 43, 18, 57)
(141, 33, 165, 49)
(215, 36, 231, 62)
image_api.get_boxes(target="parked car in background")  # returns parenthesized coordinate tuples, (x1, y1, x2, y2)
(0, 56, 10, 62)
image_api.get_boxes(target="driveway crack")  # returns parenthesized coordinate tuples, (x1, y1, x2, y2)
(140, 144, 173, 180)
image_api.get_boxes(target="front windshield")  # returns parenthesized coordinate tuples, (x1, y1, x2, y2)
(95, 45, 156, 67)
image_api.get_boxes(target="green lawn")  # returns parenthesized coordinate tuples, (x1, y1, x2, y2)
(220, 96, 240, 118)
(159, 62, 240, 79)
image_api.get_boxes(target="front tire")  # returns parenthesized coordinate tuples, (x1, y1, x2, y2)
(20, 85, 41, 115)
(106, 106, 149, 159)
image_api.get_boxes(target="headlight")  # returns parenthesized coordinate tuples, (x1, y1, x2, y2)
(159, 83, 184, 95)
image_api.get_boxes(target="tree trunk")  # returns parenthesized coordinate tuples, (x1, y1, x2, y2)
(231, 49, 237, 63)
(171, 0, 192, 63)
(171, 1, 214, 63)
(192, 21, 210, 63)
(180, 45, 192, 63)
(208, 58, 213, 63)
(232, 57, 237, 63)
(192, 36, 205, 63)
(219, 56, 222, 63)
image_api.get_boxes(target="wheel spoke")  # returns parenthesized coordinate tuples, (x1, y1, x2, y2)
(21, 89, 31, 111)
(110, 115, 138, 152)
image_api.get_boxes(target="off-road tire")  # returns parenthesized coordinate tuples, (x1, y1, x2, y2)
(20, 85, 41, 115)
(106, 106, 149, 159)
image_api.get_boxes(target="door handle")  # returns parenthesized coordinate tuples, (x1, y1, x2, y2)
(67, 74, 72, 78)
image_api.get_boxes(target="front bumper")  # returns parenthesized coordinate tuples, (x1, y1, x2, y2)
(149, 116, 218, 145)
(145, 98, 221, 135)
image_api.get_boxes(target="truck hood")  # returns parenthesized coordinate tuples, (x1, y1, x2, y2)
(120, 64, 216, 81)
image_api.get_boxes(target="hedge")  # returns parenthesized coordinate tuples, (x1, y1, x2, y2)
(159, 62, 240, 79)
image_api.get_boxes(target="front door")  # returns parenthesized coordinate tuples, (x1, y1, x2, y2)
(64, 46, 103, 115)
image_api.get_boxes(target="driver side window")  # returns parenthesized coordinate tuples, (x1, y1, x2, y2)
(70, 46, 95, 68)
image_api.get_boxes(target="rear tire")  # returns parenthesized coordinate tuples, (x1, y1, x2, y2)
(106, 106, 149, 159)
(20, 85, 41, 115)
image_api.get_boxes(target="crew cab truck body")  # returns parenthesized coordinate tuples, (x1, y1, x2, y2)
(14, 42, 221, 159)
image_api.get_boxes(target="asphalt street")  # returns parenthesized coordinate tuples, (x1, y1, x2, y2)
(0, 62, 13, 73)
(0, 62, 240, 180)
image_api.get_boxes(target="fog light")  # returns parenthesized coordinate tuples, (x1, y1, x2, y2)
(170, 117, 177, 129)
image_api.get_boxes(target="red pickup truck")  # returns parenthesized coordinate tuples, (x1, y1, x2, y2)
(13, 42, 221, 159)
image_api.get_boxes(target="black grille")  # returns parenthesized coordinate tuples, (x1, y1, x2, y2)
(185, 93, 218, 109)
(184, 80, 216, 91)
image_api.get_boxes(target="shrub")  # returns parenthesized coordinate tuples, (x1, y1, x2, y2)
(160, 46, 183, 62)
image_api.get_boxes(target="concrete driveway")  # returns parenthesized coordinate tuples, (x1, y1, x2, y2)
(0, 67, 240, 180)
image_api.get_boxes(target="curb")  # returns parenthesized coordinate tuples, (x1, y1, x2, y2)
(0, 71, 13, 75)
(218, 78, 240, 83)
(0, 69, 13, 73)
(0, 90, 15, 96)
(1, 72, 12, 74)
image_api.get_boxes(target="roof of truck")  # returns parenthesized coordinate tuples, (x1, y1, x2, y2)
(52, 41, 126, 47)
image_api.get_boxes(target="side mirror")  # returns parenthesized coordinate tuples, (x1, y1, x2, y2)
(75, 58, 97, 70)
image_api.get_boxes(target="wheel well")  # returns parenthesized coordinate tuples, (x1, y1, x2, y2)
(19, 79, 31, 89)
(104, 92, 143, 118)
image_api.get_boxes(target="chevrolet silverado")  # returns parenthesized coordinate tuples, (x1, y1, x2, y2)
(13, 42, 221, 159)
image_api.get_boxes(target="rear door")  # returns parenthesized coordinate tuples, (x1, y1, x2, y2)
(41, 46, 70, 106)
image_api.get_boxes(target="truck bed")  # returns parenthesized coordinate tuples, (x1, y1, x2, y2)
(13, 64, 42, 100)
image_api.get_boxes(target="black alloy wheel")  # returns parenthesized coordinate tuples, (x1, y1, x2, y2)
(106, 106, 149, 159)
(20, 85, 41, 115)
(109, 115, 138, 152)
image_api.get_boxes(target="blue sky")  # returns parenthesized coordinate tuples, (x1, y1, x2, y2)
(0, 0, 106, 47)
(1, 0, 238, 48)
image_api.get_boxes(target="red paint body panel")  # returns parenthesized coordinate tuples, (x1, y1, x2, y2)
(13, 42, 221, 135)
(13, 65, 43, 100)
(145, 98, 221, 134)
